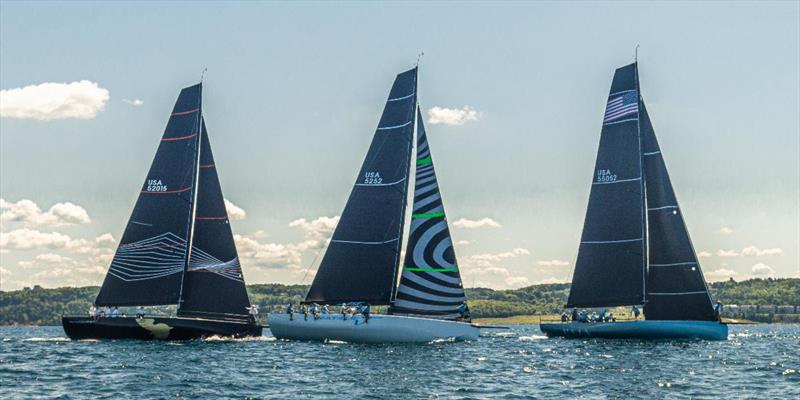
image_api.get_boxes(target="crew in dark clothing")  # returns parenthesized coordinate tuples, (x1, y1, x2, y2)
(287, 303, 294, 321)
(571, 308, 578, 321)
(362, 303, 370, 323)
(714, 302, 723, 321)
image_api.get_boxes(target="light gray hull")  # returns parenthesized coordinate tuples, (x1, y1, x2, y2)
(268, 313, 479, 343)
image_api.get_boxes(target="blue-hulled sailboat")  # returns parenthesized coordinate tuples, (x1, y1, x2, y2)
(540, 63, 728, 341)
(268, 67, 479, 343)
(62, 83, 262, 340)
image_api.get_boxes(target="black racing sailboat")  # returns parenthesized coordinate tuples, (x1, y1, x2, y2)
(540, 62, 727, 340)
(268, 67, 478, 343)
(62, 83, 262, 340)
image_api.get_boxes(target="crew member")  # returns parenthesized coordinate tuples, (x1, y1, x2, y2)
(136, 306, 145, 319)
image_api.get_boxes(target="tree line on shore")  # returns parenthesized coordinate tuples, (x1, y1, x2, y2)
(1, 278, 797, 326)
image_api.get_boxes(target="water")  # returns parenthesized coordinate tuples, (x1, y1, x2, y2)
(1, 324, 797, 399)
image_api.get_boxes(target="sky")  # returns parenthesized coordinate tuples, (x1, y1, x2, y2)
(1, 1, 798, 291)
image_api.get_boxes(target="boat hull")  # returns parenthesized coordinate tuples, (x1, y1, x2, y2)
(539, 320, 728, 341)
(62, 316, 263, 340)
(267, 313, 479, 343)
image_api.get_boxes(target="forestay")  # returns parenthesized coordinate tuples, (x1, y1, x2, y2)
(390, 110, 468, 320)
(305, 68, 418, 305)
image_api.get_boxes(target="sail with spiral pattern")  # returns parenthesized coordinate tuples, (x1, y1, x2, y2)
(389, 109, 469, 320)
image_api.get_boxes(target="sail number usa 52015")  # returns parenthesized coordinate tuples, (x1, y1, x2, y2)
(146, 179, 168, 192)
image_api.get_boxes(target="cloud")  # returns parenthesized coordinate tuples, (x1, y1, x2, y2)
(706, 268, 740, 282)
(234, 216, 340, 271)
(224, 199, 246, 220)
(454, 240, 471, 246)
(0, 228, 71, 250)
(0, 198, 91, 227)
(536, 277, 567, 284)
(717, 249, 740, 257)
(718, 226, 734, 235)
(751, 263, 775, 277)
(459, 248, 531, 289)
(121, 98, 143, 106)
(427, 106, 480, 125)
(716, 246, 783, 258)
(452, 217, 501, 229)
(536, 259, 570, 267)
(697, 251, 712, 258)
(0, 80, 109, 120)
(740, 246, 783, 257)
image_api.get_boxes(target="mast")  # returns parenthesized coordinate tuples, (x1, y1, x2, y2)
(177, 81, 204, 310)
(635, 62, 648, 305)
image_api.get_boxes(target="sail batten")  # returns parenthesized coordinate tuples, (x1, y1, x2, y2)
(304, 68, 418, 305)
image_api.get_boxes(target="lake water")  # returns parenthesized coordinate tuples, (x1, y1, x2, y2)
(1, 324, 797, 399)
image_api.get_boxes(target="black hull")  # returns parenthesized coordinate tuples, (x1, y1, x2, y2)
(62, 316, 262, 340)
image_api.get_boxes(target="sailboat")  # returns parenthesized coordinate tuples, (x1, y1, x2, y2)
(268, 67, 479, 343)
(62, 83, 262, 340)
(539, 62, 728, 341)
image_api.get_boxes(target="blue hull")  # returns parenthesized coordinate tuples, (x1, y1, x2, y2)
(539, 320, 728, 341)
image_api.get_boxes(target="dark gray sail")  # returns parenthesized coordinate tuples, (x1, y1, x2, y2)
(96, 84, 202, 306)
(390, 109, 468, 320)
(567, 63, 647, 308)
(641, 103, 716, 321)
(305, 68, 417, 305)
(178, 119, 251, 319)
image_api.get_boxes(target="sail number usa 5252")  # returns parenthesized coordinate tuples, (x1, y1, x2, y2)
(363, 172, 383, 185)
(146, 179, 168, 192)
(596, 169, 617, 183)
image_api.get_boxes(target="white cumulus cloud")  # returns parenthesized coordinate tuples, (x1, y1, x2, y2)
(536, 259, 570, 267)
(427, 106, 480, 126)
(0, 228, 72, 250)
(697, 251, 712, 258)
(751, 263, 775, 277)
(121, 98, 143, 106)
(706, 268, 740, 282)
(453, 217, 501, 229)
(0, 80, 109, 120)
(0, 198, 91, 227)
(718, 226, 735, 235)
(224, 199, 247, 220)
(717, 249, 740, 257)
(740, 246, 783, 257)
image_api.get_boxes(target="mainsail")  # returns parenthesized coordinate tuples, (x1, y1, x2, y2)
(304, 68, 417, 305)
(567, 63, 647, 308)
(390, 110, 468, 320)
(178, 119, 251, 319)
(96, 84, 202, 306)
(641, 102, 715, 321)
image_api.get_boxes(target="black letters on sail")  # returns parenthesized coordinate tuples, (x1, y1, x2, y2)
(567, 63, 647, 308)
(390, 110, 468, 319)
(96, 84, 202, 306)
(305, 68, 417, 305)
(178, 119, 251, 319)
(641, 103, 715, 321)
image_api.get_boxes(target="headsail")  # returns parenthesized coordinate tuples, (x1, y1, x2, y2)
(390, 109, 468, 320)
(178, 119, 251, 319)
(304, 68, 417, 305)
(96, 84, 202, 306)
(641, 102, 715, 320)
(567, 63, 647, 308)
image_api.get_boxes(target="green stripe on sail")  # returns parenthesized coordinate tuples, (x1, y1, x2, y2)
(411, 212, 445, 219)
(416, 156, 432, 166)
(403, 267, 458, 272)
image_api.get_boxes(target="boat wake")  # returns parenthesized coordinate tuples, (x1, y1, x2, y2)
(201, 335, 275, 342)
(23, 337, 70, 342)
(518, 335, 548, 341)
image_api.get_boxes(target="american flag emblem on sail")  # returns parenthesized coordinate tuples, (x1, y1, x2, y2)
(603, 90, 639, 124)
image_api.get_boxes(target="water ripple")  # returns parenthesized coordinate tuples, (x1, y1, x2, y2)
(0, 325, 799, 399)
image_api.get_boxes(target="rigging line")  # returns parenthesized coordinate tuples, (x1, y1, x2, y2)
(299, 219, 338, 287)
(178, 87, 203, 307)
